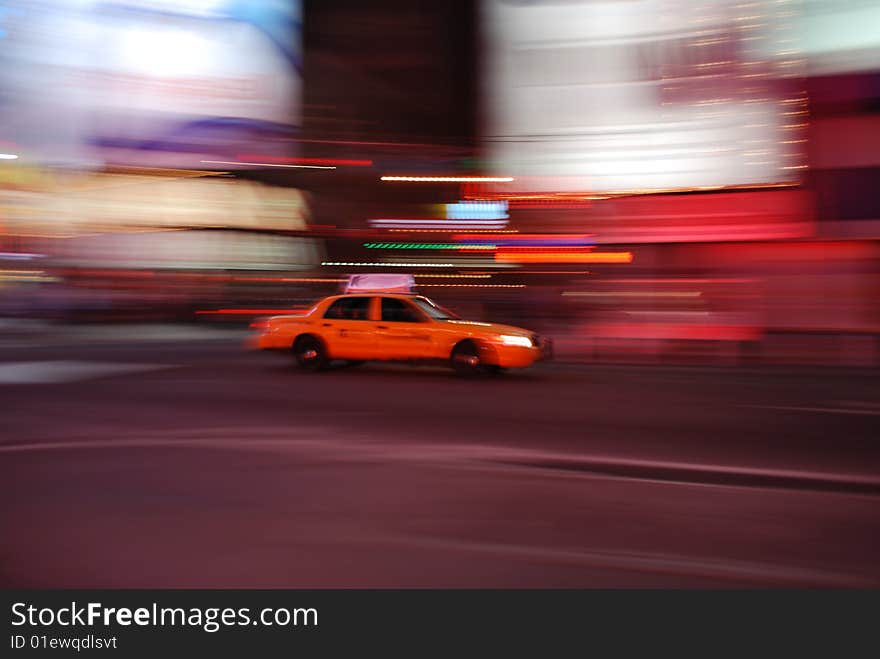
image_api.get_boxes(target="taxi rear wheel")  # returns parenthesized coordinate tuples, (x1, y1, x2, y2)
(451, 341, 488, 377)
(293, 335, 328, 371)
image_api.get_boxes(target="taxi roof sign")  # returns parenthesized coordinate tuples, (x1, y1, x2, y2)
(344, 273, 415, 294)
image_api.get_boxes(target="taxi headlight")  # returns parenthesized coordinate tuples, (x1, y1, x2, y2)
(498, 334, 533, 348)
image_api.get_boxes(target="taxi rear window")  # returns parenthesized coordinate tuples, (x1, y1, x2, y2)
(324, 297, 371, 320)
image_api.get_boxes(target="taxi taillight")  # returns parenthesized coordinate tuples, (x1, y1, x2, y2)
(250, 317, 270, 330)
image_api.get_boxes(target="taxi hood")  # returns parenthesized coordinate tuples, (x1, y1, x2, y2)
(443, 319, 533, 337)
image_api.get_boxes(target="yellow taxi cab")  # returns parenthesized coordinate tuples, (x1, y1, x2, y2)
(249, 274, 552, 376)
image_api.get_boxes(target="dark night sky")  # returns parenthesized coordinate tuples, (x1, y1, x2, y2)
(303, 0, 477, 146)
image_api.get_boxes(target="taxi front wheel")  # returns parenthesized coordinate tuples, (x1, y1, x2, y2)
(451, 341, 489, 377)
(293, 335, 328, 371)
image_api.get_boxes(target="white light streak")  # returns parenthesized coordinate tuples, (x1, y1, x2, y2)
(201, 161, 336, 169)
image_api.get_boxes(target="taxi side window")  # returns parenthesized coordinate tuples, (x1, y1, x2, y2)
(381, 298, 421, 323)
(324, 297, 372, 320)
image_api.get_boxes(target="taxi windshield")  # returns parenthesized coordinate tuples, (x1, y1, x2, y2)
(411, 296, 461, 321)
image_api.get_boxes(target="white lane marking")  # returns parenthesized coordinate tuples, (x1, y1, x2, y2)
(742, 404, 880, 416)
(835, 400, 880, 409)
(0, 360, 174, 384)
(0, 437, 331, 454)
(0, 427, 358, 455)
(1, 429, 878, 492)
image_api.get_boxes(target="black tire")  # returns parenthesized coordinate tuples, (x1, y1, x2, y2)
(340, 360, 366, 369)
(293, 335, 328, 371)
(451, 341, 488, 377)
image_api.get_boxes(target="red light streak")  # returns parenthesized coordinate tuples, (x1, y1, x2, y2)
(496, 250, 633, 264)
(495, 245, 597, 253)
(196, 309, 308, 316)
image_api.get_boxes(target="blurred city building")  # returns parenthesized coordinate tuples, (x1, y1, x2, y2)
(0, 0, 878, 364)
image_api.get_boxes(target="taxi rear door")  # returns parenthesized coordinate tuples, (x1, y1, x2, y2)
(319, 296, 376, 359)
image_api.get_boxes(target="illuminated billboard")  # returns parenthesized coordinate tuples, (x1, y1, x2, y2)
(0, 0, 301, 169)
(482, 0, 807, 193)
(0, 170, 310, 236)
(797, 0, 880, 75)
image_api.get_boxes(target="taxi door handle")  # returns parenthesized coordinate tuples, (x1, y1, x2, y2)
(376, 325, 389, 329)
(322, 323, 333, 327)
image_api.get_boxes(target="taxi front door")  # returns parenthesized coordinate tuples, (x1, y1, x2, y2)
(374, 297, 435, 360)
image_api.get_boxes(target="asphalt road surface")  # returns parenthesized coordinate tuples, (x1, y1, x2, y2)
(2, 334, 878, 587)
